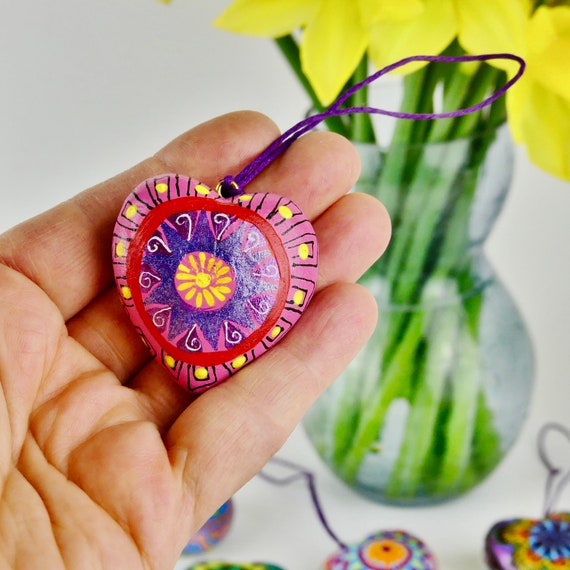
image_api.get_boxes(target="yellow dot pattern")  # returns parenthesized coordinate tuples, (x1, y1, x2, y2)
(293, 290, 305, 306)
(238, 194, 253, 202)
(155, 182, 168, 194)
(121, 286, 132, 300)
(195, 184, 211, 196)
(231, 355, 247, 369)
(115, 241, 127, 258)
(298, 243, 310, 260)
(278, 205, 293, 219)
(194, 367, 209, 380)
(164, 354, 176, 369)
(270, 326, 282, 339)
(125, 204, 138, 219)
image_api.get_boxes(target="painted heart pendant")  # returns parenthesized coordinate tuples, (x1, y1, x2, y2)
(485, 513, 570, 569)
(112, 174, 318, 393)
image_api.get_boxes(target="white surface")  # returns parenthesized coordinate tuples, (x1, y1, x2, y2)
(2, 1, 569, 569)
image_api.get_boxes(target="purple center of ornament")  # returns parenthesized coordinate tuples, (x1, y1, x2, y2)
(139, 210, 280, 354)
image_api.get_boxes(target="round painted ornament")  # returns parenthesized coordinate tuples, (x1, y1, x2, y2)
(186, 562, 283, 570)
(484, 423, 570, 569)
(323, 530, 437, 570)
(183, 500, 234, 555)
(485, 513, 570, 570)
(112, 174, 318, 393)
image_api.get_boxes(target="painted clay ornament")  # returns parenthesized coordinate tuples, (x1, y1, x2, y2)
(183, 500, 234, 555)
(485, 423, 570, 569)
(113, 174, 318, 393)
(323, 530, 437, 570)
(485, 514, 570, 570)
(183, 562, 283, 570)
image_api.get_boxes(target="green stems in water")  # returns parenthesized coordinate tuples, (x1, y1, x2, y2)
(328, 59, 507, 498)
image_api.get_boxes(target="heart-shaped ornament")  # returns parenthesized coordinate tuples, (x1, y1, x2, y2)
(113, 174, 318, 393)
(485, 513, 570, 570)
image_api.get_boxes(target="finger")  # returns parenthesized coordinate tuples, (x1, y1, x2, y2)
(314, 191, 391, 289)
(66, 191, 389, 384)
(65, 287, 152, 382)
(246, 130, 361, 218)
(164, 282, 378, 526)
(0, 111, 281, 321)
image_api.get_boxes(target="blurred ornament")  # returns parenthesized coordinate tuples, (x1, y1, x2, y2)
(324, 529, 437, 570)
(485, 423, 570, 569)
(186, 562, 284, 570)
(183, 500, 234, 555)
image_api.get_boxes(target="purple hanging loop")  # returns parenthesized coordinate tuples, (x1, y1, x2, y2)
(537, 422, 570, 515)
(217, 53, 525, 197)
(259, 457, 348, 549)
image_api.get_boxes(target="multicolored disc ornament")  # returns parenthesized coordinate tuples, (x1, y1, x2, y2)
(324, 530, 437, 570)
(112, 174, 318, 393)
(484, 423, 570, 570)
(183, 500, 234, 555)
(485, 514, 570, 570)
(187, 562, 283, 570)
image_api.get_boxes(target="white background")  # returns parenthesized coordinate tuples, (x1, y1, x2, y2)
(1, 1, 569, 569)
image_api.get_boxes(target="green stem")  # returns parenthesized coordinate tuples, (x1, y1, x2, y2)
(386, 278, 462, 498)
(339, 311, 425, 480)
(382, 65, 503, 308)
(274, 35, 349, 137)
(347, 54, 376, 144)
(434, 319, 480, 494)
(373, 66, 434, 220)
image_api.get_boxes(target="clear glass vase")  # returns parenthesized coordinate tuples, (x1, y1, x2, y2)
(303, 123, 534, 505)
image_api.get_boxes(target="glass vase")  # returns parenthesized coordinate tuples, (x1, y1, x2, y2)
(303, 123, 534, 505)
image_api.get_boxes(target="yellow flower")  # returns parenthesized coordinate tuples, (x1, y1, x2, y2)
(214, 0, 425, 105)
(214, 0, 570, 179)
(366, 0, 570, 180)
(460, 4, 570, 180)
(368, 0, 530, 75)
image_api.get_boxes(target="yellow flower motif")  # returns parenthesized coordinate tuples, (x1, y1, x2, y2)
(175, 251, 235, 310)
(214, 0, 426, 105)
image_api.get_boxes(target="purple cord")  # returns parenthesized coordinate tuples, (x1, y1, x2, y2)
(218, 53, 525, 197)
(537, 422, 570, 515)
(259, 457, 348, 550)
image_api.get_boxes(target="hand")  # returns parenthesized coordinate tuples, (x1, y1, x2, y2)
(0, 112, 390, 569)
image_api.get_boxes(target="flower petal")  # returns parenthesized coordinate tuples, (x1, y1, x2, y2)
(301, 0, 369, 104)
(368, 0, 456, 74)
(358, 0, 425, 25)
(214, 0, 319, 37)
(456, 0, 530, 75)
(527, 6, 570, 101)
(508, 78, 570, 180)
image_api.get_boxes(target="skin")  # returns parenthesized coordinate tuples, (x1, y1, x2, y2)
(0, 111, 390, 570)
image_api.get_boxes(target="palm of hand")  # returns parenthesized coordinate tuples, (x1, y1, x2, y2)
(0, 113, 389, 570)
